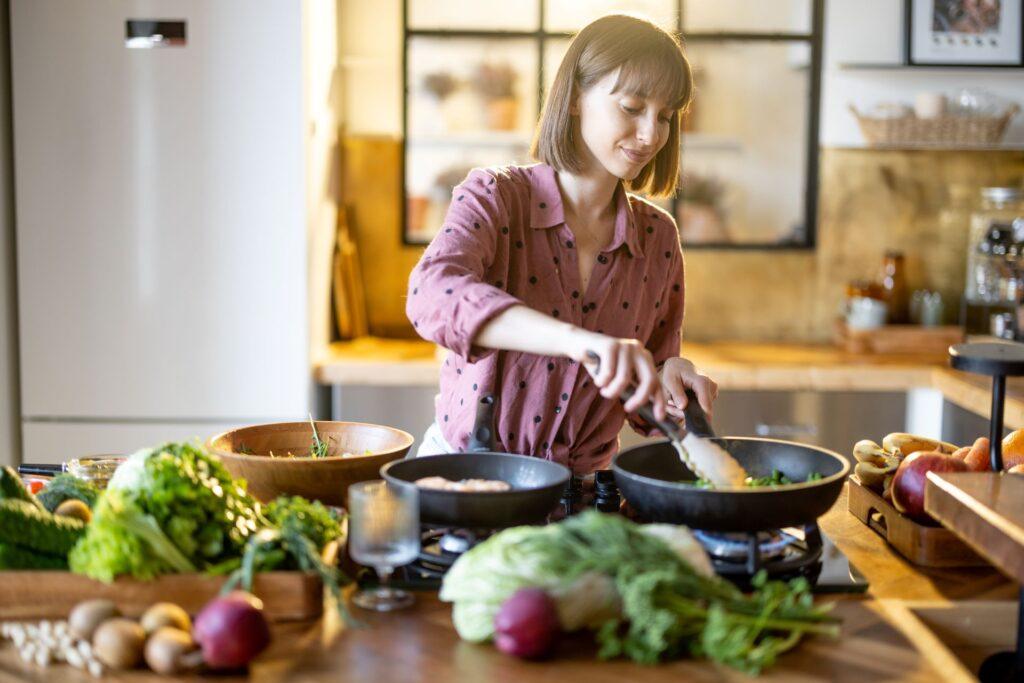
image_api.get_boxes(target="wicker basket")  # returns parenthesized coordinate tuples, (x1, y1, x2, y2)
(849, 103, 1020, 147)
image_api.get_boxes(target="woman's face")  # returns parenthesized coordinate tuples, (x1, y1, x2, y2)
(573, 69, 674, 182)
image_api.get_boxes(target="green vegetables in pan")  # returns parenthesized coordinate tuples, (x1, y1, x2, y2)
(744, 470, 823, 488)
(691, 470, 823, 489)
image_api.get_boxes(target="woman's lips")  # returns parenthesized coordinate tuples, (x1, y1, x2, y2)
(620, 147, 651, 164)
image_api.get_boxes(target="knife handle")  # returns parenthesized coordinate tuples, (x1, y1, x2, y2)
(17, 463, 64, 476)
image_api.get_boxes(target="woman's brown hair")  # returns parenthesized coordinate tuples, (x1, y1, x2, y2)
(531, 14, 693, 198)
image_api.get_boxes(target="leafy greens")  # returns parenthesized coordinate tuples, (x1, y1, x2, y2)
(69, 442, 260, 581)
(440, 512, 838, 674)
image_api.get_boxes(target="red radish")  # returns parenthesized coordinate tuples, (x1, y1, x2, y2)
(192, 591, 271, 669)
(891, 451, 968, 525)
(494, 588, 560, 659)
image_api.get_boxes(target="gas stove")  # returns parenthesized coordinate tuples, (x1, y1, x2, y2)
(692, 523, 867, 593)
(394, 473, 867, 594)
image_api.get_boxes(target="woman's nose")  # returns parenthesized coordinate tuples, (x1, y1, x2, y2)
(636, 116, 657, 145)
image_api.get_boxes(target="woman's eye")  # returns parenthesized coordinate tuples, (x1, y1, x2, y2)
(621, 105, 641, 115)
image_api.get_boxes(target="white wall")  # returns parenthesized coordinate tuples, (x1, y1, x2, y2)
(822, 0, 1024, 147)
(0, 0, 19, 468)
(304, 0, 344, 365)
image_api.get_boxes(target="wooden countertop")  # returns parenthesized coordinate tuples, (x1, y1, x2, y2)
(316, 339, 1024, 429)
(1, 484, 1014, 682)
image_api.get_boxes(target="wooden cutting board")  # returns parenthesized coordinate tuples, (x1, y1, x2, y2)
(0, 571, 323, 622)
(925, 471, 1024, 583)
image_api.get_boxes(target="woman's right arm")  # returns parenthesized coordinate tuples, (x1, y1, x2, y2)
(474, 306, 667, 418)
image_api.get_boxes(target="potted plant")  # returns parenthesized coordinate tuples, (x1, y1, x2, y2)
(470, 62, 518, 131)
(422, 71, 457, 102)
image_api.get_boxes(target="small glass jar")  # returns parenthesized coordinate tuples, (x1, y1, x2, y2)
(66, 456, 125, 489)
(966, 188, 1024, 303)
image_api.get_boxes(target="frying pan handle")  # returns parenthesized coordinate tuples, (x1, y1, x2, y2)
(584, 351, 687, 441)
(682, 388, 716, 438)
(467, 394, 498, 453)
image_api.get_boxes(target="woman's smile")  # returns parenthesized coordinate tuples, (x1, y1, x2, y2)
(619, 147, 652, 164)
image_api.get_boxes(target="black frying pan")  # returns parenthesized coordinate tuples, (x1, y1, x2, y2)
(613, 389, 850, 532)
(381, 395, 571, 528)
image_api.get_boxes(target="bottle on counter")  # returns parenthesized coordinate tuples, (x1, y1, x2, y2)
(878, 251, 908, 324)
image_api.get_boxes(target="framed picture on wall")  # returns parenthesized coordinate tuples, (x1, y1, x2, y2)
(906, 0, 1024, 66)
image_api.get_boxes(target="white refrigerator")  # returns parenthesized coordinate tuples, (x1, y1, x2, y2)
(10, 1, 337, 463)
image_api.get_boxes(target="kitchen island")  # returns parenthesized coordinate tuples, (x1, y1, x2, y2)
(1, 484, 1014, 682)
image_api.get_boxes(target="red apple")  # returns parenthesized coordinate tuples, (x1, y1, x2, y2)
(891, 451, 968, 525)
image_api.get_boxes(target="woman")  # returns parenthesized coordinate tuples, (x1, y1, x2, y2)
(406, 14, 718, 473)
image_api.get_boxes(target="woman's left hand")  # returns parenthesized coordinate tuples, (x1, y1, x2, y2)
(660, 357, 719, 421)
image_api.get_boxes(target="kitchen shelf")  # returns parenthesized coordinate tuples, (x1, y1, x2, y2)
(838, 62, 1024, 73)
(825, 144, 1024, 152)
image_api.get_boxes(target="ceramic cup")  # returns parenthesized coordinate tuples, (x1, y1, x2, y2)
(914, 92, 946, 119)
(845, 296, 888, 330)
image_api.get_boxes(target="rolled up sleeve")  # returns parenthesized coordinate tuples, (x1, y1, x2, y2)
(406, 169, 522, 363)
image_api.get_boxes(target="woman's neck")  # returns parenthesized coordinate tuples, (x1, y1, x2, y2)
(554, 165, 619, 225)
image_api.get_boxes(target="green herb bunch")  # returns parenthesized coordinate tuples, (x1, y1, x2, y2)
(263, 496, 345, 553)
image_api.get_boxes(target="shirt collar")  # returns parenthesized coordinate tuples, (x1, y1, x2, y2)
(528, 163, 643, 259)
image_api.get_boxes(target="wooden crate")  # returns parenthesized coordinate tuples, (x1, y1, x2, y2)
(848, 477, 987, 567)
(0, 571, 323, 622)
(834, 319, 964, 355)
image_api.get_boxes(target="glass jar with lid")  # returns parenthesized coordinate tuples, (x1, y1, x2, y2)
(66, 455, 125, 489)
(965, 187, 1024, 303)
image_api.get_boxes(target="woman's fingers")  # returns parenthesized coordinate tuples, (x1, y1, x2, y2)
(603, 344, 633, 399)
(690, 375, 717, 419)
(593, 346, 617, 389)
(625, 351, 663, 418)
(662, 366, 688, 412)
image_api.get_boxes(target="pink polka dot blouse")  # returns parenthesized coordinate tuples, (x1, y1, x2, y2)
(406, 163, 685, 474)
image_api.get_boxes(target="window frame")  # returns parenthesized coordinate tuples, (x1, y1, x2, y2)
(400, 0, 825, 250)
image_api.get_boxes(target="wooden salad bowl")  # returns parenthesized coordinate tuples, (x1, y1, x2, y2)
(208, 421, 415, 506)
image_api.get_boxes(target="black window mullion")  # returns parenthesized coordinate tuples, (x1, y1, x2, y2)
(537, 0, 546, 124)
(401, 0, 410, 246)
(674, 0, 684, 230)
(803, 0, 825, 249)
